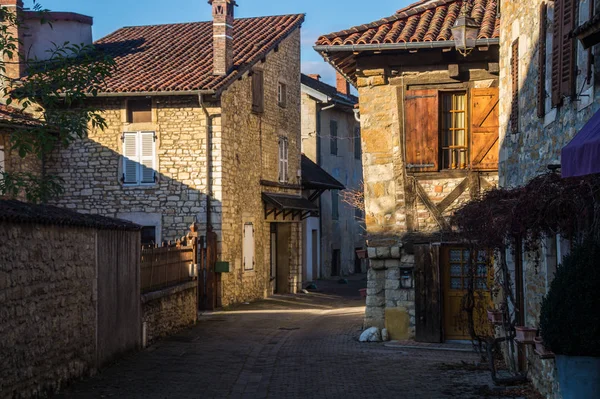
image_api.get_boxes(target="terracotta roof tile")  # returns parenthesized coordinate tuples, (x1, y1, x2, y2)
(95, 14, 304, 94)
(316, 0, 499, 47)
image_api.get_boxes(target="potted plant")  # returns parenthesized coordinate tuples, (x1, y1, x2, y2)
(540, 239, 600, 399)
(514, 326, 537, 343)
(487, 308, 504, 325)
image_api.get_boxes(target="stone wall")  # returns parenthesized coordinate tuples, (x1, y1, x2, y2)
(48, 96, 219, 242)
(142, 282, 197, 346)
(0, 223, 97, 398)
(499, 1, 599, 397)
(218, 29, 303, 305)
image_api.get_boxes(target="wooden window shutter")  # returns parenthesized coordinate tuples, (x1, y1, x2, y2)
(404, 89, 439, 172)
(538, 3, 548, 118)
(140, 132, 156, 184)
(123, 132, 139, 184)
(552, 0, 564, 106)
(470, 88, 500, 170)
(560, 0, 576, 99)
(252, 70, 264, 113)
(511, 39, 519, 134)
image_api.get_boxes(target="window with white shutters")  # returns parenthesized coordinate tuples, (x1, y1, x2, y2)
(279, 137, 289, 183)
(243, 223, 255, 271)
(122, 131, 156, 185)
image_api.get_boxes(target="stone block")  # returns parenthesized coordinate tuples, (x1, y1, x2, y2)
(376, 246, 391, 259)
(384, 259, 401, 268)
(401, 254, 415, 265)
(366, 295, 385, 307)
(385, 279, 400, 291)
(385, 308, 411, 340)
(367, 247, 377, 259)
(386, 268, 400, 280)
(390, 245, 402, 259)
(370, 260, 386, 270)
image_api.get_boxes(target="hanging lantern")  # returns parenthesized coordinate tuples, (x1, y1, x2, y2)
(451, 9, 480, 57)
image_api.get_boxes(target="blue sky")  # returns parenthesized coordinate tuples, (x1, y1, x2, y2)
(29, 0, 411, 86)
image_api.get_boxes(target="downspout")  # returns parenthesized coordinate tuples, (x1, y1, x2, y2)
(199, 93, 212, 234)
(316, 103, 323, 279)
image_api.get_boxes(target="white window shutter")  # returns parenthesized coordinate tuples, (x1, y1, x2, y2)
(123, 133, 138, 184)
(283, 138, 289, 182)
(140, 132, 156, 184)
(243, 223, 255, 270)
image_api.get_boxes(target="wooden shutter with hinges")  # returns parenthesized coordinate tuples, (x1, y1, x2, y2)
(404, 89, 439, 172)
(123, 132, 138, 184)
(560, 0, 576, 99)
(140, 132, 156, 184)
(552, 0, 563, 106)
(470, 88, 500, 170)
(252, 70, 264, 113)
(538, 2, 548, 118)
(511, 39, 520, 134)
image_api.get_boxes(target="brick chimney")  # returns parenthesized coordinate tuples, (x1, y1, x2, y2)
(210, 0, 236, 76)
(0, 0, 25, 81)
(336, 72, 350, 96)
(308, 74, 321, 81)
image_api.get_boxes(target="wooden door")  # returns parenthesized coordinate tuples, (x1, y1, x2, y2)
(441, 247, 492, 340)
(415, 244, 442, 343)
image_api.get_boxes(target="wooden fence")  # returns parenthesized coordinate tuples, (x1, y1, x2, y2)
(141, 237, 197, 293)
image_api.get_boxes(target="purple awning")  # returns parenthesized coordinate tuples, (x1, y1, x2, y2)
(562, 108, 600, 178)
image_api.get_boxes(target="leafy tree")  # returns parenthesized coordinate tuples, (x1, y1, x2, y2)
(0, 1, 115, 203)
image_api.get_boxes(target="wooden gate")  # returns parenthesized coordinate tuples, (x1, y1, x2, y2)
(198, 230, 218, 310)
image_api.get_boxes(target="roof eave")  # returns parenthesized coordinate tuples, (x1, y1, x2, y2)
(313, 38, 500, 53)
(93, 89, 216, 97)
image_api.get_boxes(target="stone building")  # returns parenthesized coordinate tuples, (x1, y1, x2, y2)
(498, 0, 600, 396)
(3, 0, 308, 307)
(300, 73, 365, 280)
(315, 0, 500, 341)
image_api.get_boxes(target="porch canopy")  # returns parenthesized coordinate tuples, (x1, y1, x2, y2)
(562, 108, 600, 178)
(262, 192, 319, 221)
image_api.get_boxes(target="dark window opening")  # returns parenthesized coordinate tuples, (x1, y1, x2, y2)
(141, 226, 157, 247)
(127, 99, 152, 124)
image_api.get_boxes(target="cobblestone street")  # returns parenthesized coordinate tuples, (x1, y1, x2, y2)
(56, 278, 528, 399)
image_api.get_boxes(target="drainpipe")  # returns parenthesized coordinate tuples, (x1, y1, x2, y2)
(198, 93, 212, 234)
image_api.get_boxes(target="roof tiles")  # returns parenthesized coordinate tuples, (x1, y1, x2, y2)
(95, 14, 304, 94)
(316, 0, 498, 47)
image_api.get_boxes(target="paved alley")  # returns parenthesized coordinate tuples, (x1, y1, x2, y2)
(56, 278, 527, 399)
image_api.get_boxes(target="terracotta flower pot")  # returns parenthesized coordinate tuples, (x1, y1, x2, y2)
(356, 249, 367, 259)
(487, 309, 504, 325)
(515, 326, 537, 344)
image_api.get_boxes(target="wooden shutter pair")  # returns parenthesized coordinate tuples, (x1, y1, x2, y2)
(123, 132, 156, 184)
(404, 88, 499, 172)
(252, 70, 264, 113)
(551, 0, 576, 106)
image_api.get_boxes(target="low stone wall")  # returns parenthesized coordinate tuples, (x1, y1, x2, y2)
(0, 223, 97, 398)
(142, 281, 198, 345)
(364, 244, 416, 340)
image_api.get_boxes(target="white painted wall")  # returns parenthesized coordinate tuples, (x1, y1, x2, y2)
(23, 18, 92, 60)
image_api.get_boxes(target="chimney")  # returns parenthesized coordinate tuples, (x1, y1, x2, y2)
(210, 0, 236, 76)
(308, 74, 321, 81)
(336, 72, 350, 96)
(0, 0, 25, 81)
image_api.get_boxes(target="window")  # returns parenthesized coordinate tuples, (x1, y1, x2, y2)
(330, 120, 338, 155)
(278, 137, 289, 183)
(332, 189, 339, 220)
(354, 127, 361, 160)
(127, 98, 152, 123)
(278, 82, 287, 108)
(511, 39, 520, 134)
(243, 223, 255, 271)
(331, 249, 340, 276)
(252, 70, 264, 113)
(448, 249, 489, 291)
(122, 131, 157, 185)
(141, 226, 157, 247)
(441, 92, 468, 170)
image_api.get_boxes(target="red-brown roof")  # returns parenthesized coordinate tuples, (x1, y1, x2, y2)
(95, 14, 305, 94)
(316, 0, 498, 46)
(0, 104, 42, 127)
